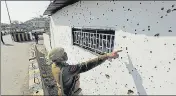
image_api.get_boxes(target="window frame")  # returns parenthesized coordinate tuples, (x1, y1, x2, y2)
(72, 27, 115, 55)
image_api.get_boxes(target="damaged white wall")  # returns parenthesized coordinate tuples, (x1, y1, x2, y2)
(45, 1, 176, 95)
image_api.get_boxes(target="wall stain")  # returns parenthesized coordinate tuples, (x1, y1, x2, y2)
(167, 9, 171, 13)
(154, 33, 160, 37)
(172, 4, 175, 8)
(127, 89, 134, 95)
(168, 30, 172, 32)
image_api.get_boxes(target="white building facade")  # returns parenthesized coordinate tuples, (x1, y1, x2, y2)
(44, 1, 176, 95)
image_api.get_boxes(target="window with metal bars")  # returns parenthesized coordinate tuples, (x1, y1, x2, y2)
(72, 28, 115, 55)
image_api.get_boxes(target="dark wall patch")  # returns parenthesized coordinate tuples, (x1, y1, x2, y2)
(168, 30, 172, 32)
(154, 33, 160, 37)
(172, 4, 175, 8)
(127, 89, 134, 95)
(167, 9, 171, 13)
(105, 74, 110, 79)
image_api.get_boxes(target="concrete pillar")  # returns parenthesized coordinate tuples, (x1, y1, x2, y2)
(22, 33, 25, 41)
(18, 33, 22, 42)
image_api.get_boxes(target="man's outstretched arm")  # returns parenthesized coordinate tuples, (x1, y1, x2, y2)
(65, 50, 122, 77)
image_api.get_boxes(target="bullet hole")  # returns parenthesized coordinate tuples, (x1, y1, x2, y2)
(154, 66, 157, 68)
(160, 16, 163, 18)
(132, 70, 133, 72)
(169, 62, 171, 64)
(125, 84, 128, 87)
(161, 7, 164, 10)
(174, 58, 175, 60)
(123, 6, 124, 8)
(135, 29, 137, 31)
(140, 2, 141, 4)
(123, 26, 125, 28)
(137, 23, 139, 26)
(127, 89, 134, 95)
(127, 52, 128, 53)
(153, 87, 155, 88)
(107, 66, 108, 68)
(154, 33, 160, 37)
(140, 65, 142, 67)
(165, 14, 168, 16)
(97, 3, 98, 5)
(115, 25, 118, 26)
(72, 16, 73, 18)
(168, 30, 172, 32)
(111, 9, 113, 12)
(105, 74, 110, 79)
(135, 33, 137, 35)
(97, 18, 99, 19)
(149, 78, 150, 79)
(128, 8, 132, 11)
(148, 29, 150, 31)
(127, 19, 129, 21)
(160, 86, 161, 87)
(129, 72, 131, 74)
(122, 36, 126, 38)
(167, 9, 172, 13)
(172, 9, 176, 11)
(103, 14, 104, 16)
(150, 51, 152, 53)
(126, 47, 128, 50)
(157, 22, 159, 23)
(172, 4, 175, 8)
(142, 29, 145, 31)
(36, 91, 39, 93)
(115, 82, 117, 84)
(121, 57, 123, 59)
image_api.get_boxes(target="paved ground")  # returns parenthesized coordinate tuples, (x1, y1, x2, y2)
(1, 35, 33, 95)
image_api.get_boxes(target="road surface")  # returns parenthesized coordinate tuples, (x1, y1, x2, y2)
(1, 35, 33, 95)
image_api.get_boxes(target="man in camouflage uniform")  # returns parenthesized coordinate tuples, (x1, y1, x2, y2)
(48, 47, 122, 96)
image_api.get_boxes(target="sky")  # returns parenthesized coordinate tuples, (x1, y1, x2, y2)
(1, 1, 50, 24)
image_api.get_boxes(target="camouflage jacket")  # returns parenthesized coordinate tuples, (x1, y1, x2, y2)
(53, 54, 109, 96)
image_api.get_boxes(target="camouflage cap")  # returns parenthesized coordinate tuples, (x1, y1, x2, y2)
(47, 47, 65, 62)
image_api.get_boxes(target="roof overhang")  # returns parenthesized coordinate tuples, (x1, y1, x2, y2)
(43, 0, 79, 16)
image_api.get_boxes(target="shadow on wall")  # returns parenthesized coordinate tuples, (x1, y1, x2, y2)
(125, 54, 147, 95)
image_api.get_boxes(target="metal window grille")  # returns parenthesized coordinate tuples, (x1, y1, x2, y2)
(72, 28, 115, 55)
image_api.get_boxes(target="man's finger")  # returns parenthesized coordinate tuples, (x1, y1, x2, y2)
(116, 50, 123, 52)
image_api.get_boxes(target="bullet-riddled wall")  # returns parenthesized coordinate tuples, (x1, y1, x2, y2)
(46, 1, 176, 95)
